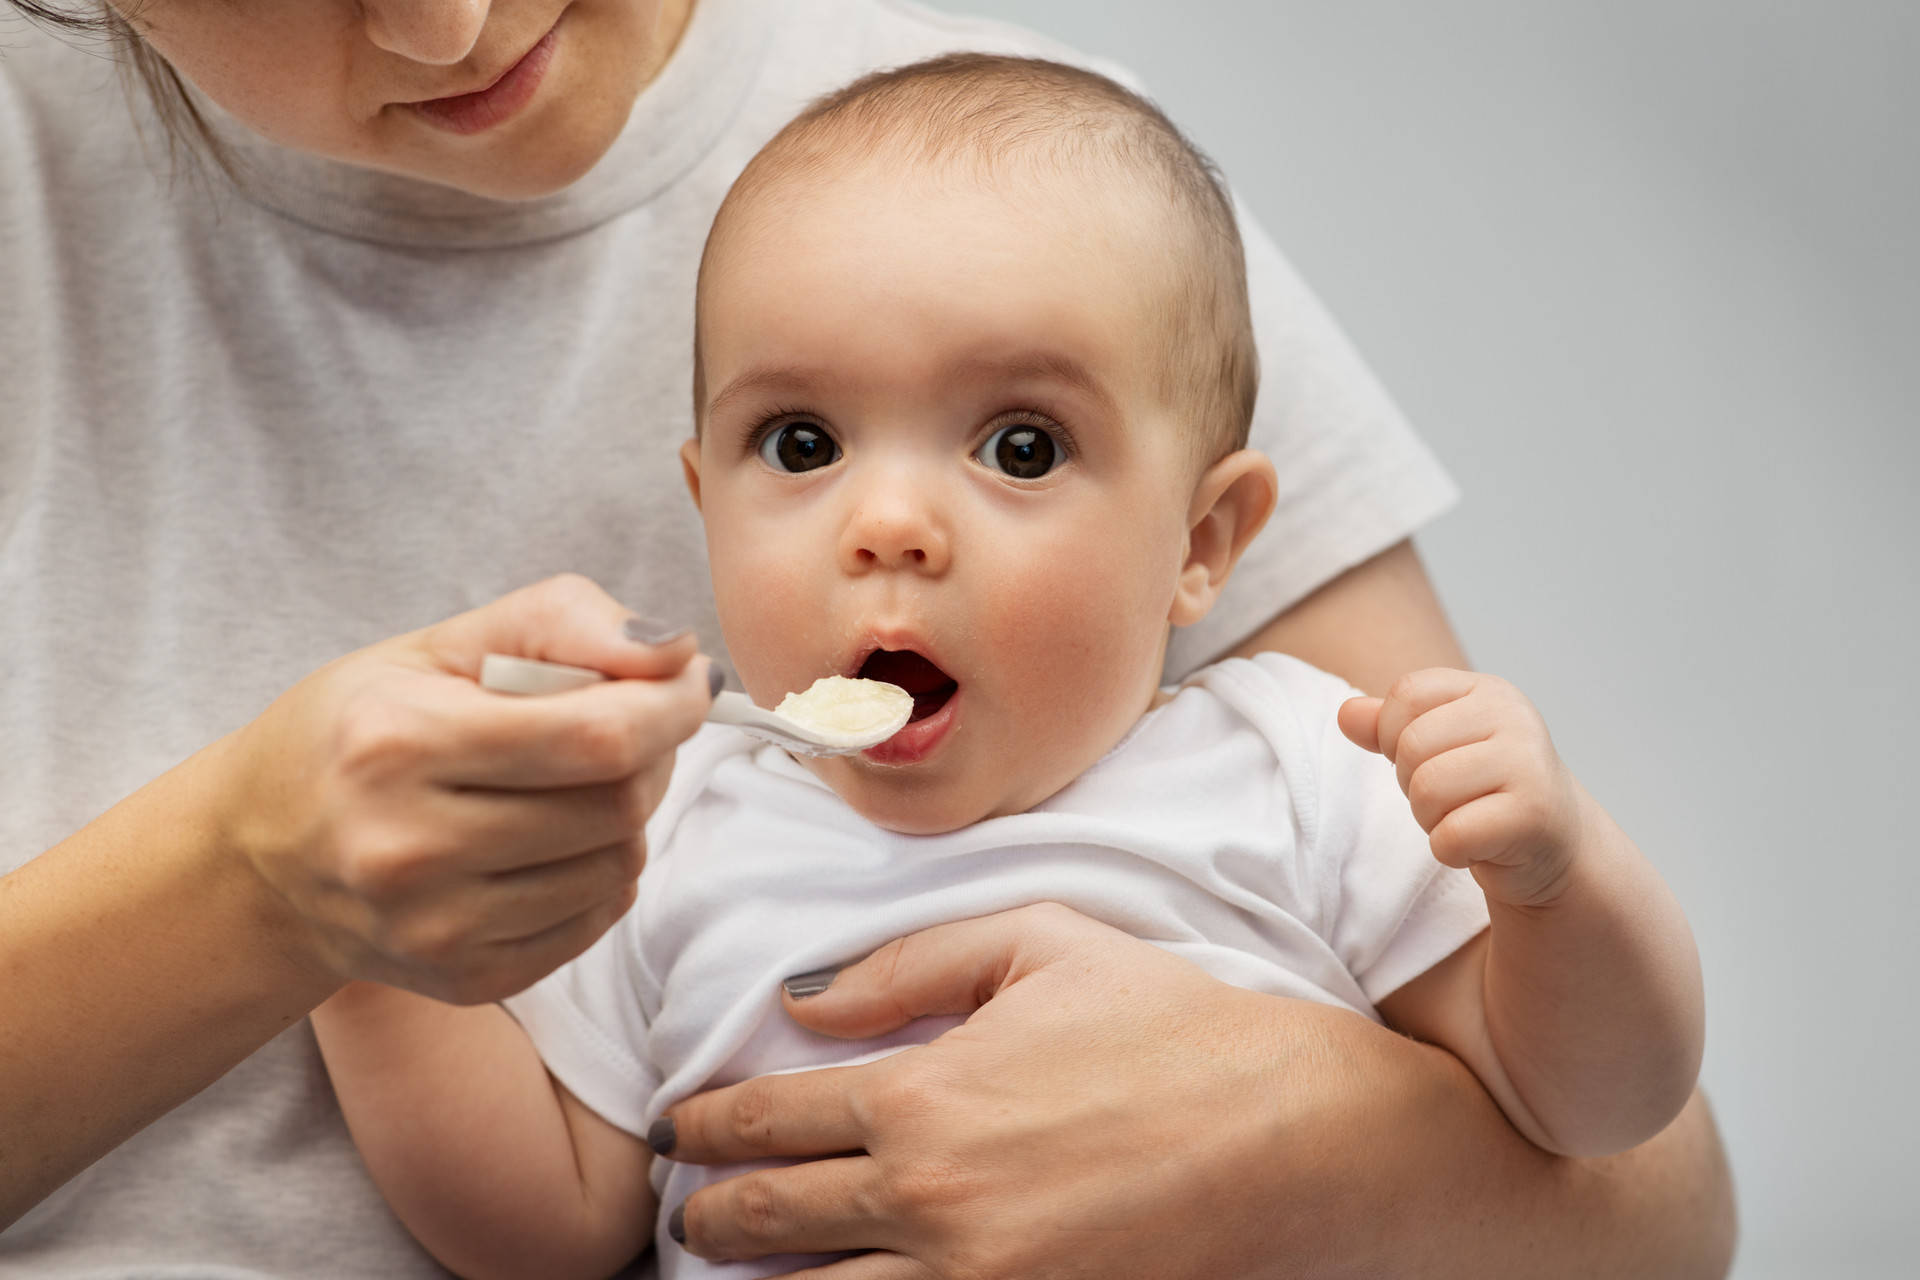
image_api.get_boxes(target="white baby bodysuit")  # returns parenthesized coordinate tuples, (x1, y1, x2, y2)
(505, 652, 1491, 1279)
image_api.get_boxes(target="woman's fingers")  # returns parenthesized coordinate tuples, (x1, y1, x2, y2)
(418, 572, 699, 683)
(663, 1063, 872, 1164)
(441, 877, 642, 1004)
(666, 904, 1345, 1280)
(219, 574, 711, 1000)
(679, 1156, 891, 1262)
(417, 659, 713, 790)
(409, 756, 676, 877)
(772, 1251, 927, 1280)
(773, 901, 1096, 1040)
(473, 838, 646, 942)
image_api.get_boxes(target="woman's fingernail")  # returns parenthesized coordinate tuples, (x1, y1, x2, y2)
(625, 616, 690, 646)
(647, 1115, 677, 1157)
(782, 966, 841, 999)
(707, 664, 726, 700)
(668, 1203, 687, 1246)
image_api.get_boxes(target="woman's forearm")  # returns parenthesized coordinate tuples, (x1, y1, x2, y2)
(1334, 1027, 1735, 1279)
(0, 737, 341, 1228)
(0, 577, 711, 1230)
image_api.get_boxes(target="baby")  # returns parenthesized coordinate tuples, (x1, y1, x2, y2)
(314, 54, 1704, 1280)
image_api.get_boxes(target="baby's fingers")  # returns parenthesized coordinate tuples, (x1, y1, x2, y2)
(1337, 697, 1384, 754)
(1374, 668, 1481, 770)
(1405, 739, 1506, 837)
(1428, 793, 1575, 905)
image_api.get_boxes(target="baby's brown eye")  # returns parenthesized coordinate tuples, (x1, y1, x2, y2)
(759, 421, 840, 473)
(978, 423, 1059, 479)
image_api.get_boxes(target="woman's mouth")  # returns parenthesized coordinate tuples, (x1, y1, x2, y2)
(856, 649, 959, 763)
(408, 24, 558, 136)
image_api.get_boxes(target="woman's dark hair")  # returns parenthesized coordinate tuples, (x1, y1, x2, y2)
(7, 2, 230, 175)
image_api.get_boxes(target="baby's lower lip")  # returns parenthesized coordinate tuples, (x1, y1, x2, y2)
(409, 25, 557, 135)
(862, 690, 959, 765)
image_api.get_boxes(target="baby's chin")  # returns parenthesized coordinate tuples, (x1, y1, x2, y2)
(799, 752, 1088, 837)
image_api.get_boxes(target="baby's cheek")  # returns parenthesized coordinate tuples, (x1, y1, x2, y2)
(708, 545, 821, 692)
(982, 558, 1166, 730)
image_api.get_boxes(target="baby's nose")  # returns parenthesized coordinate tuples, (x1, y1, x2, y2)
(839, 478, 951, 575)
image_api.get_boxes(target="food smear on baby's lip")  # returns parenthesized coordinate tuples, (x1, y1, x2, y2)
(775, 675, 913, 742)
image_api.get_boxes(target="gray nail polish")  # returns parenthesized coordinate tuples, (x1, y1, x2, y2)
(647, 1116, 676, 1158)
(625, 616, 690, 646)
(668, 1203, 687, 1246)
(707, 664, 726, 700)
(782, 966, 840, 999)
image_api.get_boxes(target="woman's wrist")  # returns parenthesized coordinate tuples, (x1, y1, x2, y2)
(193, 726, 355, 992)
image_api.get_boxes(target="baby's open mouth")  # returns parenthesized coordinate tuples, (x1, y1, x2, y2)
(856, 650, 958, 723)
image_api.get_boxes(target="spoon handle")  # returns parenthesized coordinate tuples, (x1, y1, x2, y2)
(478, 653, 603, 695)
(477, 654, 839, 753)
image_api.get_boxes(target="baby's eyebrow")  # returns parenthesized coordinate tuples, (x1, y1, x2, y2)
(948, 351, 1119, 415)
(706, 365, 824, 419)
(706, 351, 1117, 418)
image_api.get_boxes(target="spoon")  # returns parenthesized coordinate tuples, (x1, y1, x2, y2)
(477, 653, 911, 757)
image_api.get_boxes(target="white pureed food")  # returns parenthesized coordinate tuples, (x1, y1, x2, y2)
(775, 675, 913, 746)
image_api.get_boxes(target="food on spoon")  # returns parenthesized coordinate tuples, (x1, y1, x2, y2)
(775, 675, 912, 741)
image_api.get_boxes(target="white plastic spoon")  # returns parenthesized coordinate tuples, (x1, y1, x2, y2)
(477, 653, 911, 757)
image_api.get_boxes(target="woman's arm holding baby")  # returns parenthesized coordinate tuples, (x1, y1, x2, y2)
(1344, 668, 1707, 1157)
(312, 985, 655, 1280)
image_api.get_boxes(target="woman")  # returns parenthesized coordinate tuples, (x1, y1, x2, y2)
(0, 1, 1734, 1275)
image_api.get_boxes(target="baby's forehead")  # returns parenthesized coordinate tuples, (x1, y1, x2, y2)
(707, 144, 1172, 281)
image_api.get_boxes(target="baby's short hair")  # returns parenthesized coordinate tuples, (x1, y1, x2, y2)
(697, 53, 1259, 466)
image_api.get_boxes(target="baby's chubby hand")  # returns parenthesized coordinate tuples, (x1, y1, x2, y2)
(1338, 669, 1581, 909)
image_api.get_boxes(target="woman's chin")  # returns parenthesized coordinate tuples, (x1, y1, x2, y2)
(400, 124, 618, 200)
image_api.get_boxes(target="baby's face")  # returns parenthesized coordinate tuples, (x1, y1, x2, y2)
(687, 160, 1203, 833)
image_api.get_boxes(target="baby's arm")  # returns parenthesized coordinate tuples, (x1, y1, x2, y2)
(311, 983, 654, 1280)
(1339, 669, 1705, 1158)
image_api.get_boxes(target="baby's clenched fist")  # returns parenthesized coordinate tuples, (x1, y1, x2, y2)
(1337, 669, 1582, 908)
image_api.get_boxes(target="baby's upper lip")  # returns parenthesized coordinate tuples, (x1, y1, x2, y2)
(842, 627, 951, 681)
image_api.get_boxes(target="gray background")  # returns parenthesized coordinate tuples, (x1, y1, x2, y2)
(940, 3, 1918, 1277)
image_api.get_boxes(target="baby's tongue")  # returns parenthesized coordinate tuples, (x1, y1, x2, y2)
(858, 650, 957, 721)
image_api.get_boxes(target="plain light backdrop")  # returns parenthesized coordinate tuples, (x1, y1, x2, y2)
(935, 3, 1919, 1277)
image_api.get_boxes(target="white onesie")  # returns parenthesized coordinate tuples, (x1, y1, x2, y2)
(506, 653, 1491, 1279)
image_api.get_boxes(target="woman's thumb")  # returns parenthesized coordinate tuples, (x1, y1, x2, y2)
(422, 573, 697, 681)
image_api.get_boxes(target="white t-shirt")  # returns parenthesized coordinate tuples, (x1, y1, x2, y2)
(1, 1, 1456, 1273)
(506, 654, 1490, 1280)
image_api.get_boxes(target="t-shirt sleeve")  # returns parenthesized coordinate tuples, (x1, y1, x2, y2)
(1298, 668, 1489, 1004)
(499, 915, 661, 1138)
(1164, 200, 1459, 678)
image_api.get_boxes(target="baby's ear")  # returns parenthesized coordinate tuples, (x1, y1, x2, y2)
(679, 436, 704, 511)
(1169, 449, 1278, 626)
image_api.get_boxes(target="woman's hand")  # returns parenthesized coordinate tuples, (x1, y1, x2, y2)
(214, 572, 715, 1004)
(653, 902, 1735, 1279)
(655, 904, 1391, 1278)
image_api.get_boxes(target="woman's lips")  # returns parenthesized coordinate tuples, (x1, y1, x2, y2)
(409, 26, 558, 135)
